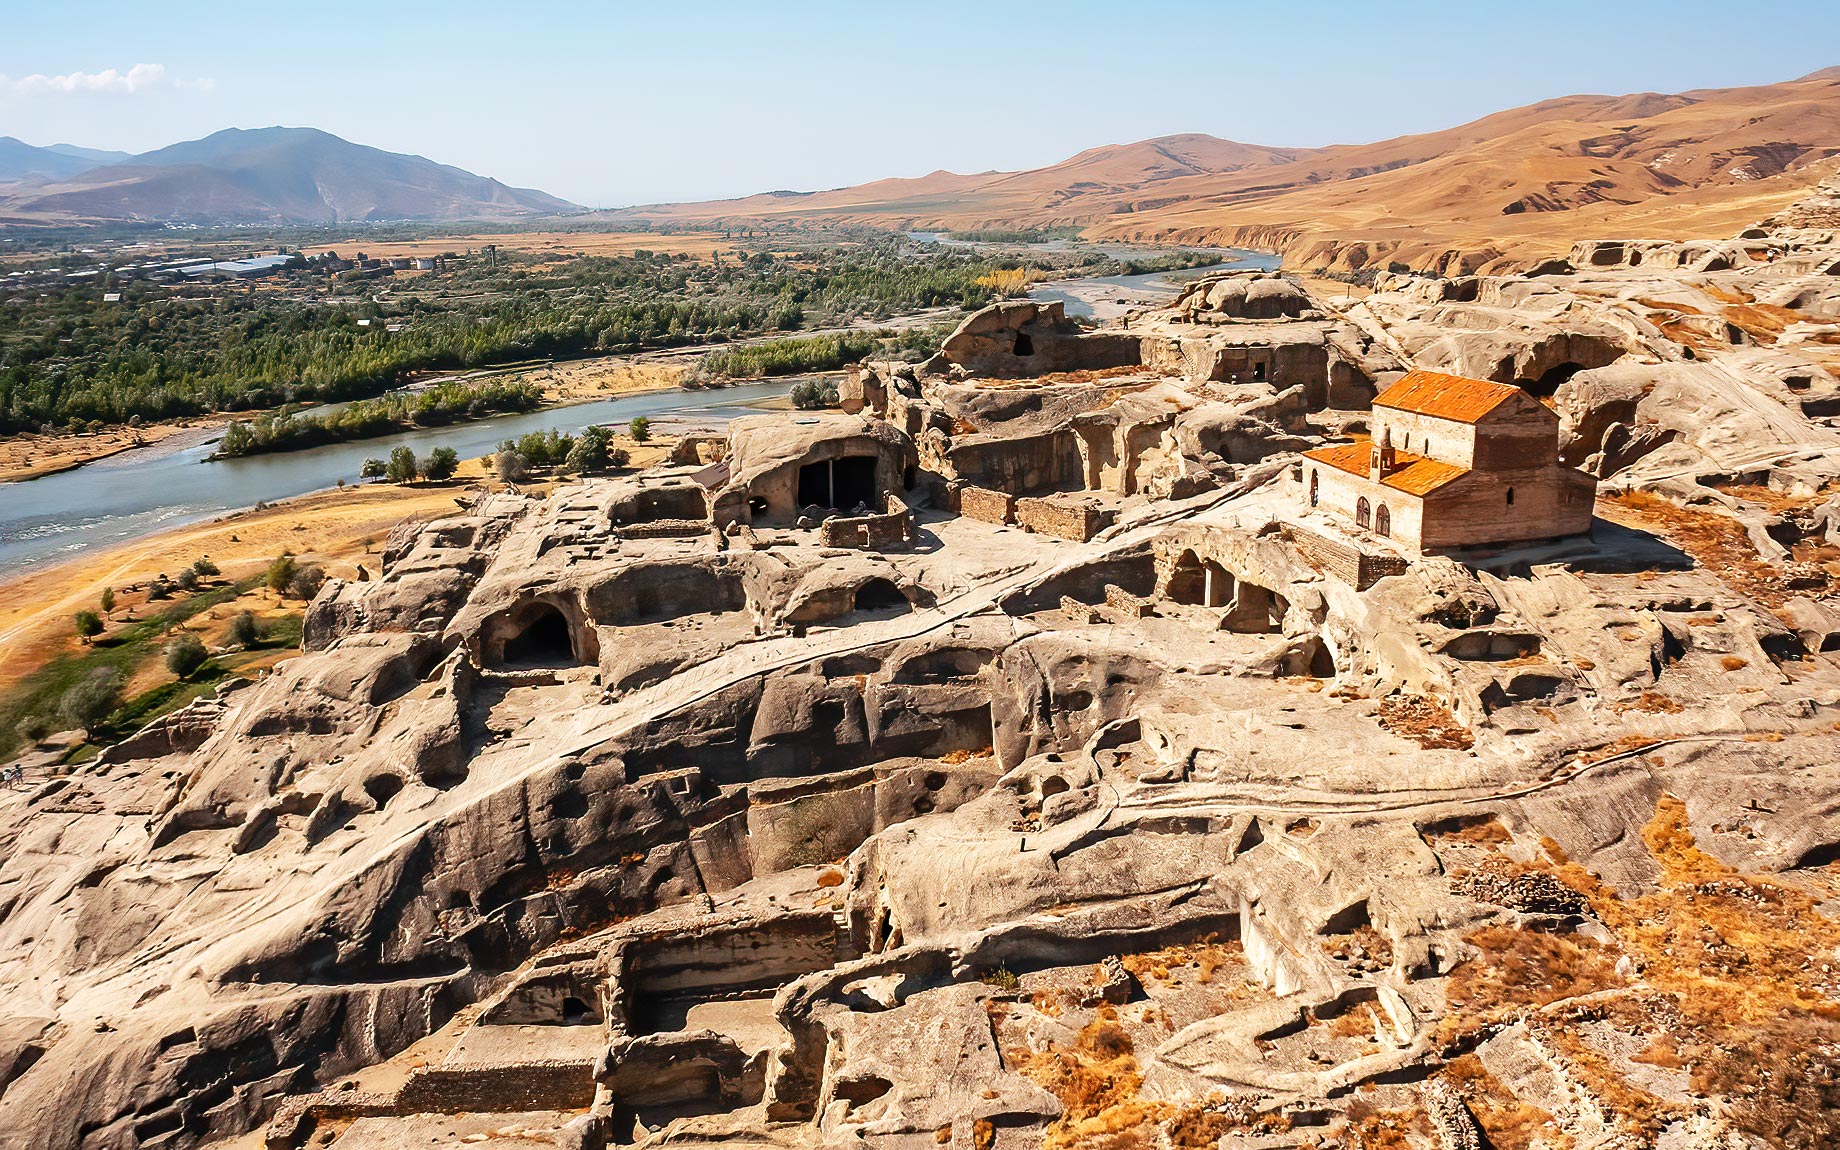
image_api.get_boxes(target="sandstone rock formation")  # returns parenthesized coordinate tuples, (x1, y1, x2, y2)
(7, 192, 1840, 1150)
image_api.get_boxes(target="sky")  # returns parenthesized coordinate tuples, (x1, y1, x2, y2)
(2, 0, 1838, 208)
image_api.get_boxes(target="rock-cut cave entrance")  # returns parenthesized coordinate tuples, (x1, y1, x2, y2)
(1523, 361, 1585, 397)
(797, 455, 880, 511)
(853, 578, 910, 614)
(500, 604, 576, 668)
(1168, 550, 1235, 608)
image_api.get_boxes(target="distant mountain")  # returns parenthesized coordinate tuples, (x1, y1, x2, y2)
(0, 137, 111, 181)
(42, 143, 132, 165)
(0, 127, 579, 224)
(619, 68, 1840, 273)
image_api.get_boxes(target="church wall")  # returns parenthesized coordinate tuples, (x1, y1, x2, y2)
(1416, 467, 1595, 550)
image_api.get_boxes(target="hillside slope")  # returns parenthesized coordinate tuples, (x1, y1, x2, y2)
(0, 127, 579, 224)
(0, 137, 108, 181)
(619, 69, 1840, 273)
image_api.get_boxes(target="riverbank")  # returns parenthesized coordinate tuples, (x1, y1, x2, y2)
(0, 430, 684, 752)
(0, 420, 218, 484)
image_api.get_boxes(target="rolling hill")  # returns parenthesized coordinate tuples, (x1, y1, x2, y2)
(616, 68, 1840, 273)
(0, 137, 126, 181)
(0, 127, 579, 225)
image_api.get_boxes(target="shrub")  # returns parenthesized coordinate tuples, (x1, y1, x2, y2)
(73, 609, 103, 642)
(287, 564, 326, 601)
(99, 587, 115, 617)
(266, 553, 297, 594)
(495, 450, 529, 483)
(628, 416, 651, 442)
(175, 568, 200, 593)
(386, 445, 419, 484)
(423, 445, 460, 481)
(360, 458, 387, 479)
(980, 964, 1021, 993)
(146, 575, 174, 601)
(59, 667, 123, 735)
(227, 610, 262, 648)
(163, 632, 209, 679)
(14, 715, 50, 746)
(790, 380, 841, 410)
(191, 556, 219, 577)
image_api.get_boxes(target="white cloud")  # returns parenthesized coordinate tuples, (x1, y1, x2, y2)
(0, 63, 214, 96)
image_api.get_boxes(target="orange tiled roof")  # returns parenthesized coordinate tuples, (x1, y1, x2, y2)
(1373, 370, 1524, 424)
(1303, 441, 1470, 496)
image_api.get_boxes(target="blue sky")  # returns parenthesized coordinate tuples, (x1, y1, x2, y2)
(1, 0, 1836, 207)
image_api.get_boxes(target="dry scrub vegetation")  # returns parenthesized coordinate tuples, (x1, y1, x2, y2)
(1437, 795, 1840, 1149)
(1010, 1005, 1289, 1150)
(1375, 694, 1474, 750)
(1600, 490, 1790, 607)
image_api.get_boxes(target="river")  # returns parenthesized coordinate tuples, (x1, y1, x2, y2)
(906, 231, 1281, 318)
(1, 242, 1284, 580)
(0, 380, 790, 579)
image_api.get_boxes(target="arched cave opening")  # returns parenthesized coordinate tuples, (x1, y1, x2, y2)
(363, 773, 404, 808)
(1013, 331, 1034, 357)
(501, 604, 576, 668)
(1167, 550, 1206, 604)
(1525, 361, 1584, 397)
(853, 578, 910, 614)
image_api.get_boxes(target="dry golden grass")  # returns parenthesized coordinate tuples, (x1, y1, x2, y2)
(1615, 691, 1684, 715)
(1334, 1101, 1420, 1150)
(1439, 1054, 1562, 1150)
(1375, 694, 1474, 750)
(1437, 795, 1840, 1148)
(1598, 491, 1787, 608)
(1010, 1005, 1288, 1150)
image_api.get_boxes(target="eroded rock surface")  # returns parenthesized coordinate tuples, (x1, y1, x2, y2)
(7, 189, 1840, 1150)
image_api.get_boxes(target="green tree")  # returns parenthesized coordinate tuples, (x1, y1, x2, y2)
(219, 421, 254, 457)
(99, 587, 115, 618)
(74, 609, 104, 643)
(423, 445, 460, 481)
(191, 556, 219, 577)
(386, 445, 419, 484)
(59, 667, 123, 736)
(564, 426, 612, 475)
(266, 553, 298, 594)
(227, 610, 262, 648)
(360, 458, 387, 479)
(163, 632, 209, 680)
(628, 416, 652, 442)
(175, 568, 200, 593)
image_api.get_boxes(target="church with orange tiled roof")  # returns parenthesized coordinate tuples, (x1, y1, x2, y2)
(1300, 369, 1596, 553)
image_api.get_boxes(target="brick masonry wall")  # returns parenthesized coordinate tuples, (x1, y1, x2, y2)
(395, 1059, 597, 1113)
(959, 486, 1016, 525)
(1282, 524, 1409, 590)
(1015, 497, 1115, 541)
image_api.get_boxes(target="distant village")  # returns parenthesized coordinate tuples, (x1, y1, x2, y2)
(1, 242, 500, 293)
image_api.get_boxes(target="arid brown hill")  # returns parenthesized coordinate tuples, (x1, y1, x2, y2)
(618, 68, 1840, 274)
